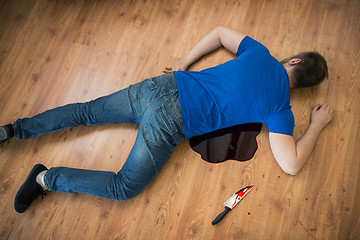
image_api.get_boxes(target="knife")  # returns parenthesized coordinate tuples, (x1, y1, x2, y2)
(212, 185, 254, 225)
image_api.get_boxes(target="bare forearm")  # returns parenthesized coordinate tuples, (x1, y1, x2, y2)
(269, 104, 333, 175)
(164, 27, 245, 73)
(182, 27, 223, 68)
(293, 103, 334, 174)
(294, 124, 323, 172)
(183, 26, 246, 68)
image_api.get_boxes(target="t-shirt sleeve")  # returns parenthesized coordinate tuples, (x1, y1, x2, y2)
(266, 109, 295, 136)
(236, 36, 268, 56)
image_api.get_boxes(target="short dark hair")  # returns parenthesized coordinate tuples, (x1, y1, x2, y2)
(282, 52, 328, 88)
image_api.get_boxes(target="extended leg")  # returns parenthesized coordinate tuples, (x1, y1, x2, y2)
(13, 87, 138, 140)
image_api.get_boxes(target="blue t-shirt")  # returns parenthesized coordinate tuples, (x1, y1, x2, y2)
(174, 36, 294, 139)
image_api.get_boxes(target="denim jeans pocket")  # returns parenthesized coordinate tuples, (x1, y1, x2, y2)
(143, 104, 178, 147)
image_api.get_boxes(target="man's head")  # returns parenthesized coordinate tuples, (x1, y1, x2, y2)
(281, 52, 328, 88)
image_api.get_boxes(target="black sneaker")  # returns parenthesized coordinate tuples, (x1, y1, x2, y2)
(0, 124, 14, 144)
(14, 164, 48, 213)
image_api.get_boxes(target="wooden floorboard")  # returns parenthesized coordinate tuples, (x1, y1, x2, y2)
(0, 0, 359, 239)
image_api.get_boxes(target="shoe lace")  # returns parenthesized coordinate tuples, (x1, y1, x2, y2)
(32, 185, 46, 201)
(40, 191, 47, 200)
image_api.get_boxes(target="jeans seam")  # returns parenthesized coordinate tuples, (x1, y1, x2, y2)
(163, 90, 182, 123)
(127, 87, 139, 123)
(43, 169, 51, 190)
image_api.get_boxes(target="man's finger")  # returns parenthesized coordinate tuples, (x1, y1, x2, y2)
(163, 69, 173, 74)
(313, 104, 321, 112)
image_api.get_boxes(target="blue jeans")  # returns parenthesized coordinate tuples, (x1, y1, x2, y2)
(13, 74, 185, 200)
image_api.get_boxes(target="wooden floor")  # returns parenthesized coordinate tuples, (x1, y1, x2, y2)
(0, 0, 359, 239)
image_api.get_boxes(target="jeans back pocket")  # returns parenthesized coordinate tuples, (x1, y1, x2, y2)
(142, 104, 178, 147)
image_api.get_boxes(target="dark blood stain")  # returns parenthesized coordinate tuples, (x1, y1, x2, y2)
(190, 123, 262, 163)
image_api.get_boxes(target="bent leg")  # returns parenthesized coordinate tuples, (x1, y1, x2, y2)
(13, 87, 138, 140)
(44, 128, 181, 200)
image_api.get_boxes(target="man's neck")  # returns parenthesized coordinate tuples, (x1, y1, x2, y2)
(284, 65, 294, 89)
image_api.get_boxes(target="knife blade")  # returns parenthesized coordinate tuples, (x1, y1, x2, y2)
(212, 185, 254, 225)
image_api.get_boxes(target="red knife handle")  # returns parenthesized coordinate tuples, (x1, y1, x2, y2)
(212, 206, 231, 225)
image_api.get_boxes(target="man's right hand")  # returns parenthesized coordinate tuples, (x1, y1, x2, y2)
(163, 59, 189, 74)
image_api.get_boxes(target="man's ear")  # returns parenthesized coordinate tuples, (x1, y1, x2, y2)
(288, 58, 301, 66)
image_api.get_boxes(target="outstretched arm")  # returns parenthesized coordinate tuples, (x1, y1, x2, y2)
(163, 26, 246, 73)
(269, 103, 334, 175)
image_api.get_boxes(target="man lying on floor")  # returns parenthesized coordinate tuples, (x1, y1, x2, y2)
(0, 26, 333, 213)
